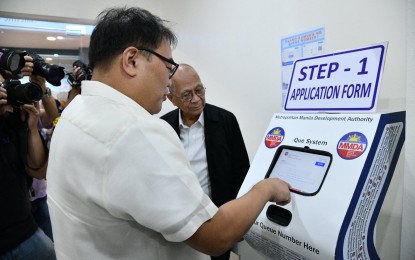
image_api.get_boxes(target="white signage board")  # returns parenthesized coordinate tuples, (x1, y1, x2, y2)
(283, 43, 388, 113)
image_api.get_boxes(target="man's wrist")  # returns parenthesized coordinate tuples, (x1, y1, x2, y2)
(43, 87, 52, 98)
(71, 85, 82, 92)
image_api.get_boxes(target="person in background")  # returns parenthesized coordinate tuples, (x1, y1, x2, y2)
(35, 75, 59, 128)
(0, 56, 56, 259)
(46, 7, 291, 260)
(161, 63, 250, 260)
(28, 73, 59, 241)
(64, 59, 91, 108)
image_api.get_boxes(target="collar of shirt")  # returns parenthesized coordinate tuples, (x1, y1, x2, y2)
(178, 110, 204, 129)
(81, 80, 149, 115)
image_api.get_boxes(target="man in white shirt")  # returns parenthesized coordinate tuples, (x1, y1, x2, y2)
(47, 6, 291, 260)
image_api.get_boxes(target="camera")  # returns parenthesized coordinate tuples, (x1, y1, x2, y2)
(2, 79, 43, 107)
(0, 48, 27, 75)
(67, 60, 92, 87)
(30, 53, 65, 86)
(0, 49, 66, 86)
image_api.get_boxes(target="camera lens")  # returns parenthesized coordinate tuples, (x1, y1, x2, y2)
(0, 49, 27, 75)
(43, 65, 65, 86)
(30, 53, 65, 86)
(9, 53, 23, 72)
(22, 83, 43, 102)
(3, 79, 43, 106)
(12, 82, 43, 104)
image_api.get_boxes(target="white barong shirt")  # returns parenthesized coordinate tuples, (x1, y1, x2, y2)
(47, 81, 218, 260)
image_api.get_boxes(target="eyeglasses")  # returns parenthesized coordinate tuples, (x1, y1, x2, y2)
(171, 85, 206, 102)
(138, 47, 179, 79)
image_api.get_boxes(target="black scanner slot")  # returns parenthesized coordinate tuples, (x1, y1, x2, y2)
(266, 205, 292, 226)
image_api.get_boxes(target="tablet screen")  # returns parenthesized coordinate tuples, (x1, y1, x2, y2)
(265, 146, 332, 196)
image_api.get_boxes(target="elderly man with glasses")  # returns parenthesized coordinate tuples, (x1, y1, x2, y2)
(161, 63, 251, 260)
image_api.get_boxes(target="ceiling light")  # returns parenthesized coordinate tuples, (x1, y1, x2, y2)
(46, 57, 53, 61)
(46, 36, 56, 41)
(57, 36, 64, 40)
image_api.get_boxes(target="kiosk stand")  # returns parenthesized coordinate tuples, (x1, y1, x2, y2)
(236, 43, 406, 259)
(237, 112, 405, 259)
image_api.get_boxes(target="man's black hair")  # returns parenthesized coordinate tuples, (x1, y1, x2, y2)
(88, 7, 177, 71)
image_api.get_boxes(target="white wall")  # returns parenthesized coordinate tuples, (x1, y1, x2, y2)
(401, 0, 415, 259)
(1, 0, 412, 259)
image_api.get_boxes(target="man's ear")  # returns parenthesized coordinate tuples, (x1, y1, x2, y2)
(166, 93, 179, 106)
(122, 47, 140, 77)
(166, 93, 174, 103)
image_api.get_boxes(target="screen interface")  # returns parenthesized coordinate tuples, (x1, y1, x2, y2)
(267, 148, 331, 195)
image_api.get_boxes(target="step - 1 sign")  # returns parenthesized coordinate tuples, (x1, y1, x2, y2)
(283, 42, 388, 113)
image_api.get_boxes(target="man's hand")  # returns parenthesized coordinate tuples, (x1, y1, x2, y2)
(263, 178, 292, 206)
(20, 102, 40, 131)
(30, 74, 47, 94)
(0, 86, 7, 116)
(21, 55, 34, 76)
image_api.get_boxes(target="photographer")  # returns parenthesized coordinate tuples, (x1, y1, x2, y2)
(29, 73, 58, 242)
(65, 60, 91, 107)
(0, 55, 56, 259)
(33, 74, 59, 128)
